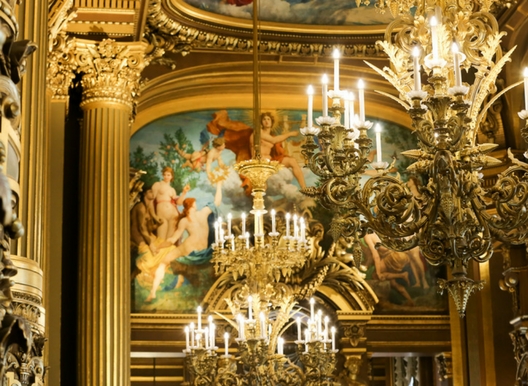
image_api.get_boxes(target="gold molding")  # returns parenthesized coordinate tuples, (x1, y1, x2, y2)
(166, 0, 393, 36)
(146, 0, 389, 57)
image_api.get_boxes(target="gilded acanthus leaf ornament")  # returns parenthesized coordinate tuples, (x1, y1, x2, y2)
(47, 0, 77, 98)
(75, 39, 149, 108)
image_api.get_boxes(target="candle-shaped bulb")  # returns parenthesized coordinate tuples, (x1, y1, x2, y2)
(310, 297, 315, 320)
(331, 326, 336, 351)
(375, 124, 383, 163)
(224, 332, 229, 356)
(358, 79, 365, 122)
(285, 212, 291, 237)
(227, 213, 232, 237)
(270, 208, 276, 233)
(197, 306, 202, 330)
(297, 317, 302, 341)
(307, 85, 314, 129)
(185, 326, 190, 351)
(248, 295, 253, 320)
(430, 16, 440, 62)
(452, 42, 462, 87)
(322, 74, 329, 117)
(333, 49, 340, 91)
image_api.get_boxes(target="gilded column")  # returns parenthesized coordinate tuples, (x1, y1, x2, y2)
(15, 0, 49, 268)
(75, 39, 148, 386)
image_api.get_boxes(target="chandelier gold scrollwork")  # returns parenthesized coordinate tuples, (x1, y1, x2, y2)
(300, 0, 528, 316)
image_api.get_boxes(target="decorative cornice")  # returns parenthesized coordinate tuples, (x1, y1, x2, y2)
(146, 0, 386, 58)
(75, 39, 149, 109)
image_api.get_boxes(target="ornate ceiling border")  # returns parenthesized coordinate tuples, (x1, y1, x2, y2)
(146, 0, 389, 57)
(166, 0, 391, 36)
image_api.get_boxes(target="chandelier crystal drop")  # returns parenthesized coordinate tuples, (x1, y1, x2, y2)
(301, 0, 528, 316)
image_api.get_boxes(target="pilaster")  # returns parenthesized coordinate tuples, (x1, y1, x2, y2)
(75, 39, 148, 386)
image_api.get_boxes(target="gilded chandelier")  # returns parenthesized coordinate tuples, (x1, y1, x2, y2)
(301, 0, 528, 316)
(182, 159, 340, 386)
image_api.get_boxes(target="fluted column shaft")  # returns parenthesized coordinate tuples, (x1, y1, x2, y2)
(16, 0, 49, 267)
(79, 101, 131, 386)
(76, 39, 148, 386)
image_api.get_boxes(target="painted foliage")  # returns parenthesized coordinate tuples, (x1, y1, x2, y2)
(130, 109, 447, 315)
(182, 0, 394, 26)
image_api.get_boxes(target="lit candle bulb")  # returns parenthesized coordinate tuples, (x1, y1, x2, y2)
(412, 46, 421, 91)
(227, 213, 232, 237)
(278, 337, 284, 355)
(430, 16, 440, 62)
(524, 67, 528, 111)
(293, 214, 299, 239)
(452, 42, 462, 87)
(270, 209, 276, 233)
(241, 212, 246, 235)
(185, 326, 190, 351)
(300, 217, 305, 243)
(248, 296, 253, 320)
(190, 322, 195, 347)
(238, 314, 245, 340)
(245, 232, 250, 249)
(197, 306, 202, 330)
(333, 48, 340, 91)
(224, 332, 229, 356)
(375, 124, 383, 163)
(307, 85, 314, 128)
(297, 317, 302, 341)
(331, 326, 336, 351)
(322, 74, 329, 117)
(310, 298, 315, 321)
(208, 315, 214, 347)
(210, 323, 216, 348)
(285, 213, 291, 237)
(358, 79, 365, 122)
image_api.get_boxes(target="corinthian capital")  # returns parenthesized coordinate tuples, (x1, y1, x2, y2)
(75, 39, 149, 109)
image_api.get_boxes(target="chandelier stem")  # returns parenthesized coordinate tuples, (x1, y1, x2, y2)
(252, 0, 261, 160)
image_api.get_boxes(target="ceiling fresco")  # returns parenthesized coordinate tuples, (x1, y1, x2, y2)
(181, 0, 395, 26)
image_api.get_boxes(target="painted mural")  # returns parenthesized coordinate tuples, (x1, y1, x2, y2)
(182, 0, 395, 26)
(130, 109, 448, 315)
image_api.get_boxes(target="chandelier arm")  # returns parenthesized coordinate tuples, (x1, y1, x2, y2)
(474, 78, 523, 141)
(468, 44, 515, 128)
